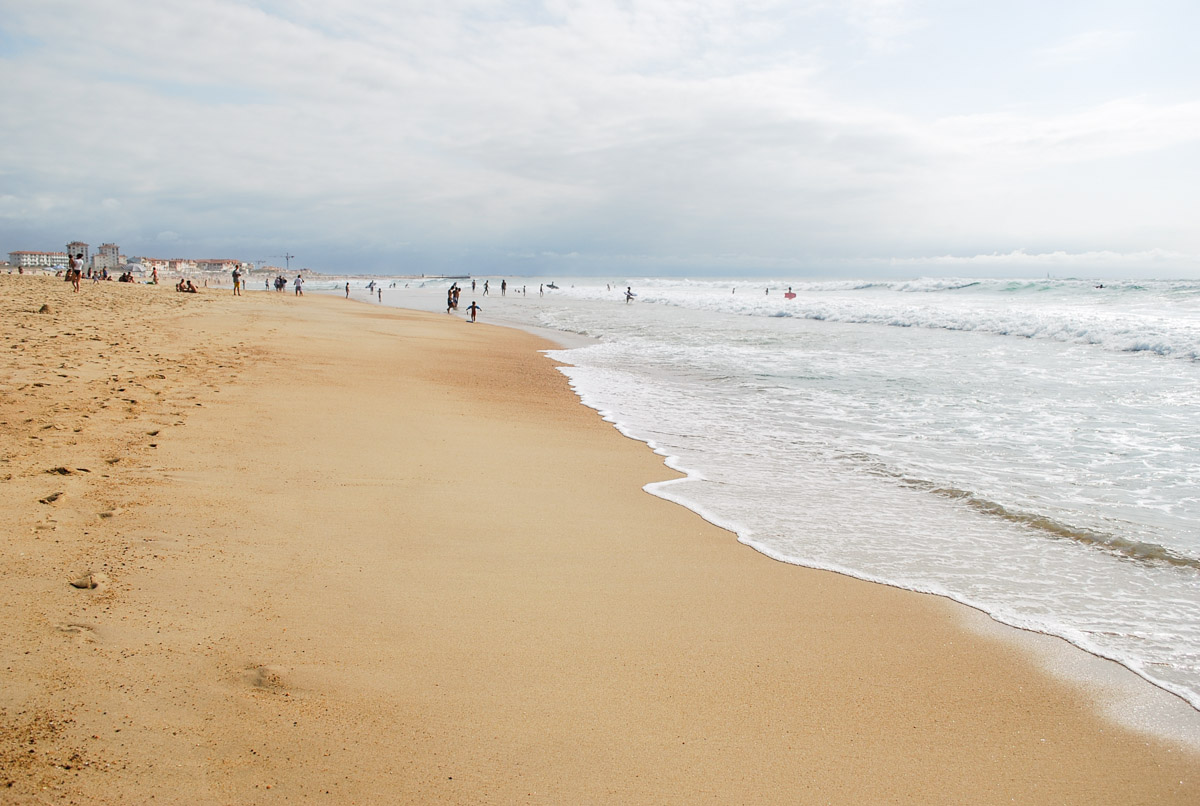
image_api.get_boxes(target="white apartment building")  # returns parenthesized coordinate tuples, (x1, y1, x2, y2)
(196, 259, 245, 273)
(134, 257, 202, 273)
(66, 241, 89, 264)
(8, 250, 68, 268)
(94, 243, 122, 271)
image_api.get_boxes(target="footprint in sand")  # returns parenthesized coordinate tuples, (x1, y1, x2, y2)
(57, 623, 100, 643)
(244, 664, 290, 691)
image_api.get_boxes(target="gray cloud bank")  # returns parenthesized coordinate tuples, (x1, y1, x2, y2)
(2, 0, 1198, 277)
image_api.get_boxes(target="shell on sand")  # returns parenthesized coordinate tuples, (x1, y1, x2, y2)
(69, 571, 110, 590)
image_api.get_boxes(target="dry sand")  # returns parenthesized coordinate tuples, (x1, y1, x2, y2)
(2, 273, 1198, 804)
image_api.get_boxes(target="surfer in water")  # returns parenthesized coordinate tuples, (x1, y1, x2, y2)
(625, 287, 635, 304)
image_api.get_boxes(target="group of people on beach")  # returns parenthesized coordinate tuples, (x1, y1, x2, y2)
(60, 255, 144, 289)
(232, 269, 303, 295)
(445, 282, 482, 322)
(264, 274, 302, 294)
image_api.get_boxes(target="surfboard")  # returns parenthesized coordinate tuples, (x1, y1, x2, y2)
(784, 292, 796, 299)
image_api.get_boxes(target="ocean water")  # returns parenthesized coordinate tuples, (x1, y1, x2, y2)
(327, 276, 1200, 717)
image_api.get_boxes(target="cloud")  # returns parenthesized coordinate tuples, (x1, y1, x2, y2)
(842, 0, 924, 53)
(873, 248, 1193, 268)
(1, 1, 1197, 275)
(933, 98, 1200, 165)
(1038, 29, 1136, 64)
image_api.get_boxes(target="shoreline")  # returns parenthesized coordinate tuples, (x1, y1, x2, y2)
(358, 282, 1200, 740)
(3, 274, 1198, 803)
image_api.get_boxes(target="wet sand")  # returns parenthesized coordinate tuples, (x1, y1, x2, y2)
(2, 273, 1197, 804)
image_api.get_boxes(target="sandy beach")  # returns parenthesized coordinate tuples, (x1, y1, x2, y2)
(2, 273, 1198, 804)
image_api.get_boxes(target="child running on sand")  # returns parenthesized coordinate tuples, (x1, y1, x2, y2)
(466, 301, 482, 322)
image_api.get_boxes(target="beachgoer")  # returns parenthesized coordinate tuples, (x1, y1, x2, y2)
(345, 282, 350, 298)
(466, 301, 482, 322)
(625, 287, 635, 304)
(483, 280, 489, 296)
(377, 287, 382, 302)
(501, 279, 506, 296)
(232, 267, 242, 296)
(68, 254, 83, 292)
(294, 275, 304, 295)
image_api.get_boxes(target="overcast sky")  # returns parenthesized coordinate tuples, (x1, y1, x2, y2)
(2, 0, 1198, 277)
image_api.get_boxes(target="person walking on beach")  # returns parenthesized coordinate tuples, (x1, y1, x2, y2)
(68, 254, 82, 292)
(625, 287, 635, 304)
(501, 279, 506, 296)
(232, 267, 242, 296)
(466, 300, 482, 323)
(345, 282, 350, 298)
(294, 275, 304, 296)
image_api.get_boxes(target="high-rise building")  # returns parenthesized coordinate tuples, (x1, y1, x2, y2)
(66, 241, 89, 265)
(96, 243, 121, 271)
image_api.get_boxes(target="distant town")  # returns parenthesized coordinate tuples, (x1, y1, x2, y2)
(4, 241, 299, 277)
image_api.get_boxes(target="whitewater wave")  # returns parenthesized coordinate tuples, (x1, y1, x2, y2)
(565, 277, 1200, 361)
